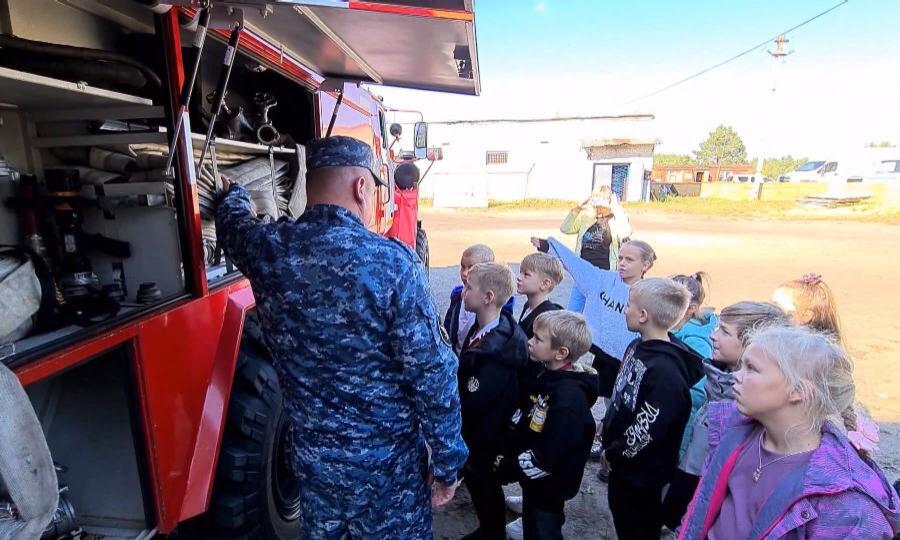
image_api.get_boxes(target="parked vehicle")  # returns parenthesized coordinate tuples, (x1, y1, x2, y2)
(723, 173, 768, 183)
(816, 160, 866, 183)
(780, 160, 826, 182)
(863, 159, 900, 184)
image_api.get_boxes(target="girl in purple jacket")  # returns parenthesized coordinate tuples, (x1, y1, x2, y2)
(679, 326, 900, 539)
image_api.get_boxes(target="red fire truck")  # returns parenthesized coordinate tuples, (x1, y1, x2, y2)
(0, 1, 479, 537)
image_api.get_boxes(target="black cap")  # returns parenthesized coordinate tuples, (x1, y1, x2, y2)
(306, 135, 386, 186)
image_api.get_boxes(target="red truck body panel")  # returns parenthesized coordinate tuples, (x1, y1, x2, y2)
(16, 279, 251, 531)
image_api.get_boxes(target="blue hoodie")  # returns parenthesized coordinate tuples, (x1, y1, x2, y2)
(674, 311, 718, 359)
(674, 311, 718, 457)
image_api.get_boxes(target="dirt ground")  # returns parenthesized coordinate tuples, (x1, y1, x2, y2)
(422, 206, 900, 539)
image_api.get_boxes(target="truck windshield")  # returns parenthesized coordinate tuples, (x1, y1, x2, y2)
(796, 161, 825, 171)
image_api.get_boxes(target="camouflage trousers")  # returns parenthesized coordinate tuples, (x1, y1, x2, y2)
(296, 445, 433, 539)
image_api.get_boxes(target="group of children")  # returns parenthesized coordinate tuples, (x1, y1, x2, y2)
(442, 239, 900, 540)
(446, 245, 595, 540)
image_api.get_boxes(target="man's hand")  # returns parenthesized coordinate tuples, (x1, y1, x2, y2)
(530, 236, 542, 250)
(431, 481, 458, 507)
(220, 175, 234, 194)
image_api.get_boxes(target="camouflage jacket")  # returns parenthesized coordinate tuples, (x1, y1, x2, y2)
(216, 185, 467, 485)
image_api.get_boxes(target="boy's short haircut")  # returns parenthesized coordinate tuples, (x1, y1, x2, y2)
(520, 253, 564, 287)
(630, 277, 691, 330)
(468, 263, 515, 307)
(462, 244, 495, 263)
(533, 311, 592, 360)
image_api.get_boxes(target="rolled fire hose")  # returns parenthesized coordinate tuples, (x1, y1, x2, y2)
(0, 363, 58, 539)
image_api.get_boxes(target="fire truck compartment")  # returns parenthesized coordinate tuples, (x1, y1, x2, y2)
(25, 347, 152, 536)
(0, 0, 316, 363)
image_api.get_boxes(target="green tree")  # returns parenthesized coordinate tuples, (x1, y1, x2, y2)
(654, 153, 696, 165)
(694, 125, 748, 165)
(752, 156, 808, 179)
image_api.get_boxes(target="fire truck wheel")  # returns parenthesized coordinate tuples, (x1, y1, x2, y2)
(207, 341, 301, 539)
(415, 225, 430, 271)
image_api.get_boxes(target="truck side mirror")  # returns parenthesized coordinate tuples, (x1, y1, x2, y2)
(414, 122, 428, 160)
(389, 123, 402, 138)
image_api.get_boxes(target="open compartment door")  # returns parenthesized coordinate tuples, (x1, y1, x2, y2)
(193, 0, 480, 95)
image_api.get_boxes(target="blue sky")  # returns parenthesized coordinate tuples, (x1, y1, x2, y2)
(376, 0, 900, 157)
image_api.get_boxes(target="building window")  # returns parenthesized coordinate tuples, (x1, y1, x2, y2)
(486, 151, 508, 165)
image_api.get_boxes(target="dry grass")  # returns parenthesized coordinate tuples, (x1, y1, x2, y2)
(624, 197, 900, 224)
(420, 196, 900, 224)
(487, 198, 579, 210)
(624, 198, 797, 219)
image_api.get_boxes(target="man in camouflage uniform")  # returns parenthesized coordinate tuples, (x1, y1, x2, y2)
(216, 135, 466, 539)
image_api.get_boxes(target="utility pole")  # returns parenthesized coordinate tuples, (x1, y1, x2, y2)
(754, 35, 794, 192)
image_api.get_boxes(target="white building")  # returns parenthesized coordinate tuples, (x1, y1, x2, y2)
(420, 115, 657, 207)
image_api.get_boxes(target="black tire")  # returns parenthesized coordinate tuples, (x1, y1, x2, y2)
(415, 223, 429, 271)
(206, 316, 301, 539)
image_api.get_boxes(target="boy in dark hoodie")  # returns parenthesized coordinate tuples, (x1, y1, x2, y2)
(458, 262, 528, 540)
(601, 277, 703, 540)
(445, 244, 515, 355)
(495, 310, 599, 540)
(513, 253, 565, 414)
(516, 253, 565, 340)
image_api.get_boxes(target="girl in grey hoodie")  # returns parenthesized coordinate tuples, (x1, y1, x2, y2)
(531, 237, 657, 395)
(661, 301, 790, 530)
(531, 237, 655, 363)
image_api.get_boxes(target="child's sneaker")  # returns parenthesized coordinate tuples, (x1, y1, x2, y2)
(596, 461, 609, 482)
(506, 517, 524, 540)
(505, 495, 523, 514)
(589, 441, 604, 461)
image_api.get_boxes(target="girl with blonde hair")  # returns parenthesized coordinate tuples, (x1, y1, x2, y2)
(772, 273, 843, 343)
(679, 326, 900, 539)
(662, 301, 790, 530)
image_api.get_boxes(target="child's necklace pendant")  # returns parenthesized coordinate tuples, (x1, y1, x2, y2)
(752, 466, 762, 482)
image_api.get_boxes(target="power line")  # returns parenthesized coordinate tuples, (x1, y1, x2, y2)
(623, 0, 849, 105)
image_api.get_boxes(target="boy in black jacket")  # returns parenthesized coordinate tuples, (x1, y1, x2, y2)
(458, 262, 528, 540)
(516, 253, 564, 340)
(444, 244, 515, 355)
(601, 278, 703, 540)
(495, 311, 599, 540)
